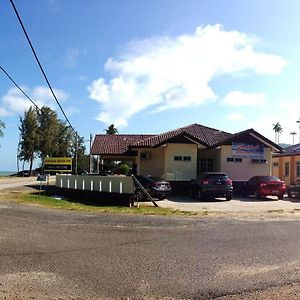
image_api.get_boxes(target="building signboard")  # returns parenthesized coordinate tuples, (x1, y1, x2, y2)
(44, 157, 72, 172)
(232, 142, 264, 159)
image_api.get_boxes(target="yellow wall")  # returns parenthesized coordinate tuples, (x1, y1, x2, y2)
(138, 147, 165, 178)
(137, 144, 197, 180)
(163, 143, 198, 180)
(272, 155, 300, 186)
(220, 145, 272, 181)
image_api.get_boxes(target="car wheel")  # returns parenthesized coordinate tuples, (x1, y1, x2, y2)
(135, 189, 145, 201)
(197, 190, 203, 201)
(225, 194, 232, 201)
(278, 194, 284, 200)
(254, 190, 261, 199)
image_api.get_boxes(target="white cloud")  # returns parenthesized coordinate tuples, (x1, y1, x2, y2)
(0, 86, 69, 116)
(222, 91, 266, 107)
(88, 24, 287, 128)
(226, 112, 244, 121)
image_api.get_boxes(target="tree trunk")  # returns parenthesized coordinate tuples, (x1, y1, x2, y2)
(29, 154, 33, 177)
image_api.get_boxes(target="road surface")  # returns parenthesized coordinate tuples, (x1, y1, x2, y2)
(0, 201, 300, 299)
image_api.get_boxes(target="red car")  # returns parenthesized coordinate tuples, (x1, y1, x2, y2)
(245, 176, 286, 200)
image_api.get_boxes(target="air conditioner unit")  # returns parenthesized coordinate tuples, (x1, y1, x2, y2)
(140, 152, 151, 160)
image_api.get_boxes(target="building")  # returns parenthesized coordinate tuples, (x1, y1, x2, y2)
(272, 144, 300, 186)
(91, 123, 281, 194)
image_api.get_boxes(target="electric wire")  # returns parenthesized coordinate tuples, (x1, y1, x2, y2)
(0, 65, 40, 111)
(8, 0, 76, 133)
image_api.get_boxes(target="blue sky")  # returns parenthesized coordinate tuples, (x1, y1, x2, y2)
(1, 0, 300, 171)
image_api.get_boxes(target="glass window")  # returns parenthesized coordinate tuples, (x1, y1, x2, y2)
(297, 161, 300, 176)
(285, 162, 290, 176)
(183, 156, 191, 161)
(198, 158, 214, 172)
(174, 156, 182, 161)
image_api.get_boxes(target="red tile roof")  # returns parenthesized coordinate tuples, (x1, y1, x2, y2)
(91, 134, 154, 155)
(131, 123, 232, 148)
(91, 124, 232, 155)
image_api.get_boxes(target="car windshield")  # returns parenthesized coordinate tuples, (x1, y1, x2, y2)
(204, 174, 228, 180)
(259, 176, 280, 182)
(147, 176, 164, 182)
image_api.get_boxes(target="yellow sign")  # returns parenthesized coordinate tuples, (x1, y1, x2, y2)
(44, 157, 72, 172)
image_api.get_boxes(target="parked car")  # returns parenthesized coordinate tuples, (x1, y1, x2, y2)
(244, 176, 286, 200)
(189, 172, 233, 201)
(287, 179, 300, 199)
(133, 175, 172, 201)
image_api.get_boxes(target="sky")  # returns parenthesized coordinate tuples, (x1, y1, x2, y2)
(1, 0, 300, 171)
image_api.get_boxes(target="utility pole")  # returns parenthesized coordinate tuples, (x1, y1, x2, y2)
(89, 133, 93, 173)
(297, 119, 300, 144)
(75, 133, 78, 175)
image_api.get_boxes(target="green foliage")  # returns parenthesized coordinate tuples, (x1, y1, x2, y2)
(272, 122, 283, 144)
(113, 162, 131, 175)
(105, 124, 118, 135)
(18, 107, 39, 175)
(0, 120, 5, 138)
(18, 106, 87, 174)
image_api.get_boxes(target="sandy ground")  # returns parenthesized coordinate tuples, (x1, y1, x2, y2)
(158, 195, 300, 215)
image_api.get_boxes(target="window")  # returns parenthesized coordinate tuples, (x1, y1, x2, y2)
(297, 161, 300, 176)
(227, 157, 242, 162)
(252, 159, 267, 164)
(174, 156, 182, 161)
(199, 158, 213, 172)
(285, 162, 290, 176)
(183, 156, 191, 161)
(174, 156, 191, 161)
(273, 162, 279, 167)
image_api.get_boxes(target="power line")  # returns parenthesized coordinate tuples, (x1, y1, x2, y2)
(8, 0, 76, 133)
(0, 65, 40, 111)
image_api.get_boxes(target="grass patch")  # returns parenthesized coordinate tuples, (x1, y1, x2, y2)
(3, 192, 209, 217)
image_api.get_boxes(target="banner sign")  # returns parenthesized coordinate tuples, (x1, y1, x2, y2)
(44, 157, 72, 172)
(232, 143, 264, 159)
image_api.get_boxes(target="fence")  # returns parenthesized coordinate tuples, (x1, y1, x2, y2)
(56, 175, 134, 194)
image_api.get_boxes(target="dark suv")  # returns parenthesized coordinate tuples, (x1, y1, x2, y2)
(189, 172, 233, 201)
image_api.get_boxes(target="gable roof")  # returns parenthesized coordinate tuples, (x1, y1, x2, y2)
(131, 123, 232, 148)
(91, 134, 154, 155)
(273, 143, 300, 157)
(211, 128, 282, 152)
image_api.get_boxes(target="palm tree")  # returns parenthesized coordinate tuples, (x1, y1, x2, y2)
(290, 131, 297, 145)
(0, 120, 5, 147)
(0, 120, 5, 137)
(272, 122, 283, 144)
(104, 124, 118, 135)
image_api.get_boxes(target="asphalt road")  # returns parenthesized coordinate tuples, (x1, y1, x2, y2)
(1, 202, 300, 299)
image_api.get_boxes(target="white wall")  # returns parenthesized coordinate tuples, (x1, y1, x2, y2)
(220, 145, 272, 181)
